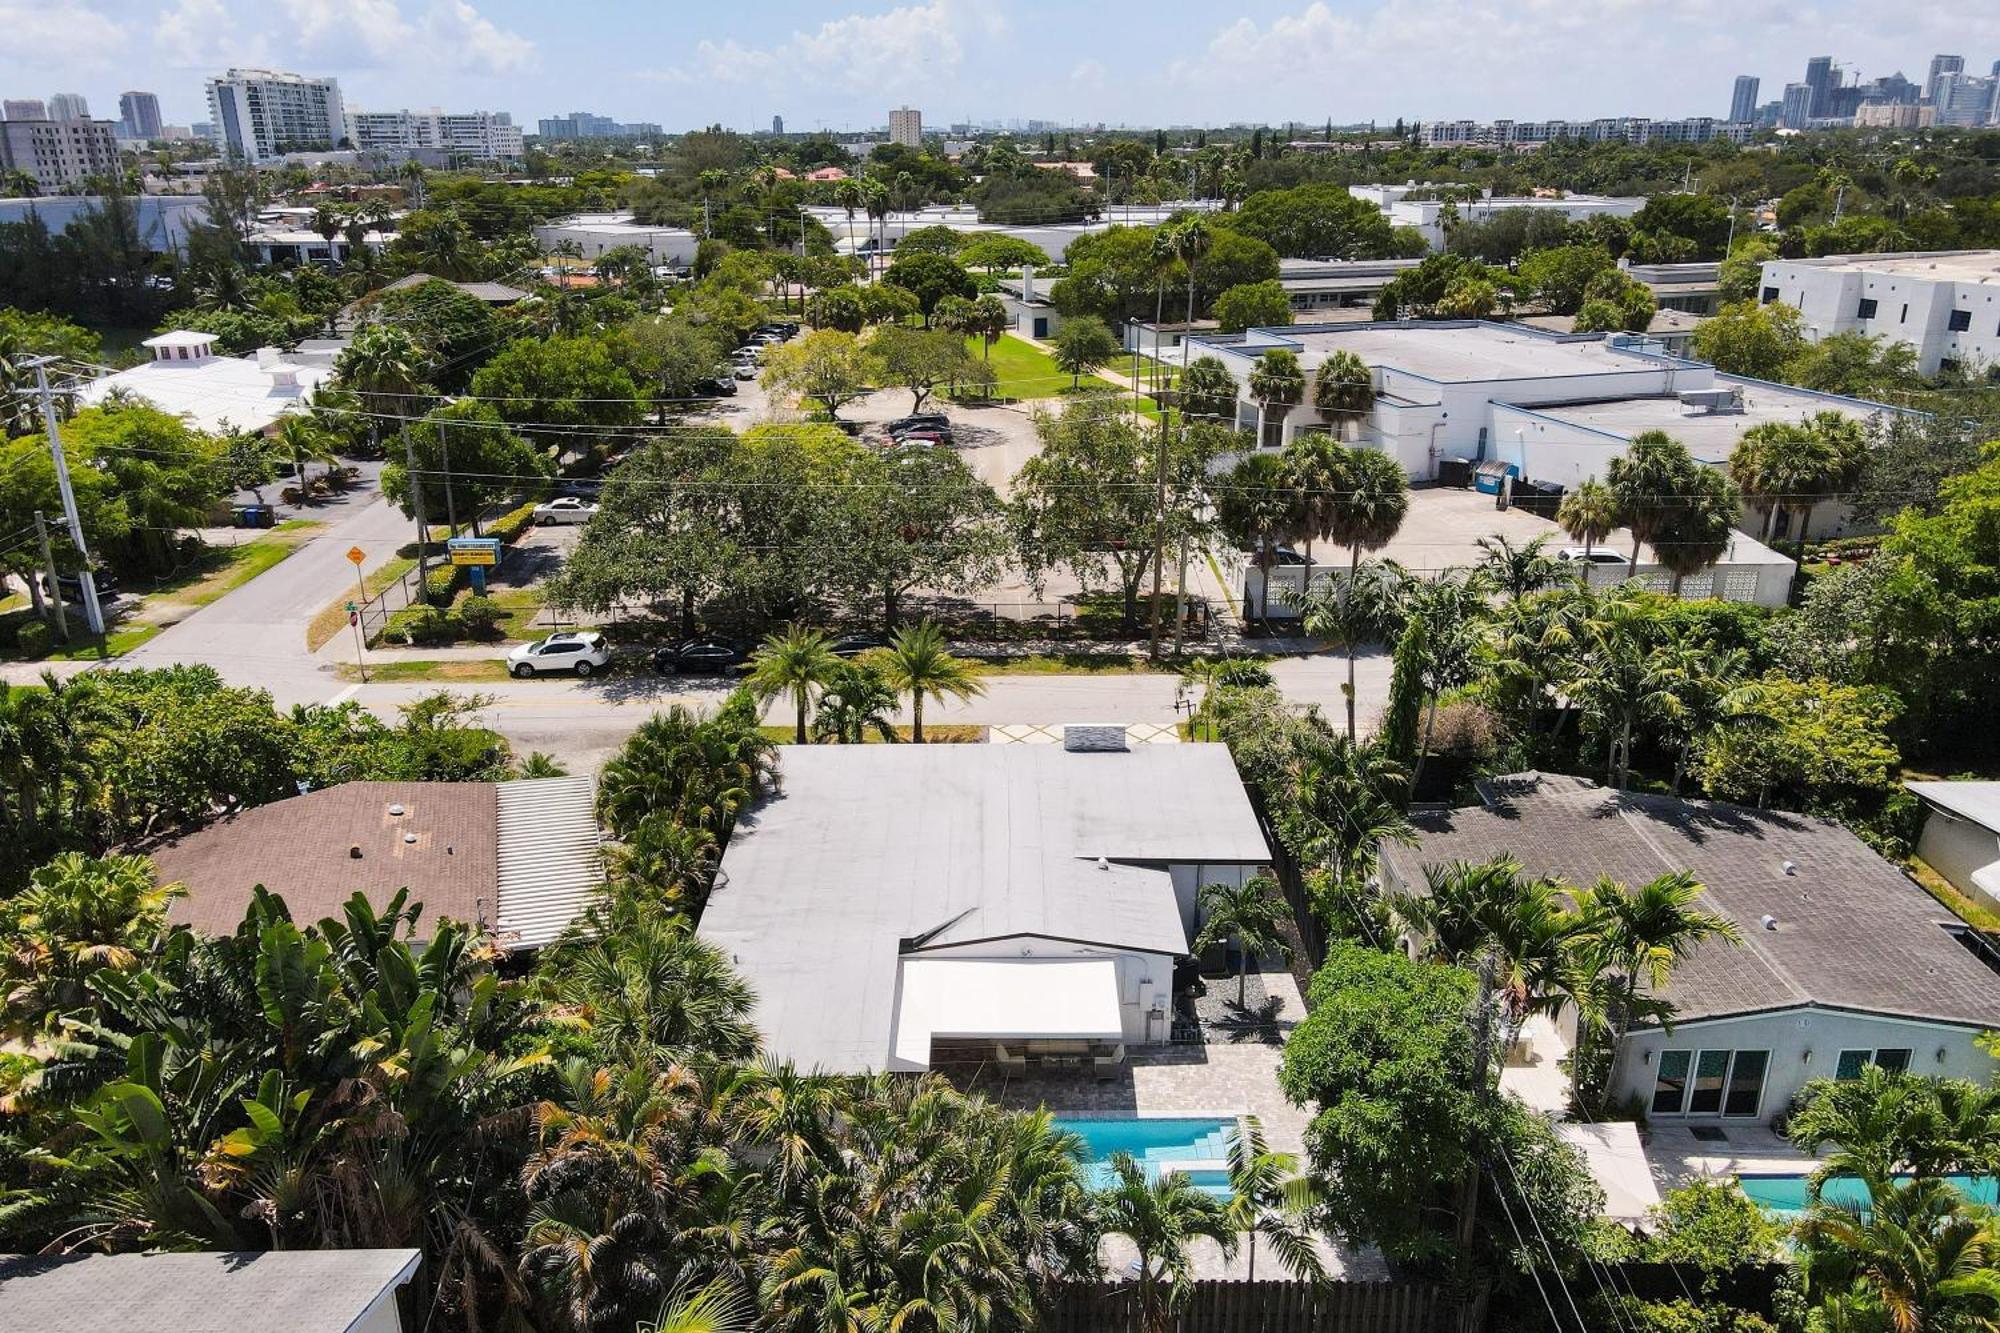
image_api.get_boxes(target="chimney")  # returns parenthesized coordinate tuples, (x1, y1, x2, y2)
(1062, 723, 1128, 753)
(1021, 263, 1035, 305)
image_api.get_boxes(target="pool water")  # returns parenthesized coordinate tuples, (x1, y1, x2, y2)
(1737, 1172, 1999, 1218)
(1052, 1116, 1237, 1196)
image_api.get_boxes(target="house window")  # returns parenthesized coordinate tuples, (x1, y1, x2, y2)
(1947, 309, 1971, 332)
(1856, 298, 1877, 320)
(1760, 287, 1779, 304)
(1652, 1048, 1769, 1117)
(1836, 1047, 1912, 1079)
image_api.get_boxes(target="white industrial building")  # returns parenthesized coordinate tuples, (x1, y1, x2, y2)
(701, 736, 1271, 1074)
(345, 108, 523, 163)
(75, 331, 332, 437)
(1757, 250, 2000, 377)
(205, 68, 346, 164)
(532, 212, 699, 267)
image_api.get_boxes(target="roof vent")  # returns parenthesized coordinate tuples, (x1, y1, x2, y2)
(349, 844, 363, 859)
(1096, 856, 1110, 871)
(389, 803, 406, 816)
(403, 832, 418, 844)
(1761, 914, 1779, 931)
(1063, 723, 1128, 753)
(1781, 860, 1797, 876)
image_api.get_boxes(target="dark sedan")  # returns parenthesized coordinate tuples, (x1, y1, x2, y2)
(650, 637, 749, 675)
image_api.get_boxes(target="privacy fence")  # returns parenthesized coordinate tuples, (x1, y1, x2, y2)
(1044, 1280, 1464, 1333)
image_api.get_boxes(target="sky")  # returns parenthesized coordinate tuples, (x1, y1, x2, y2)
(6, 0, 2000, 133)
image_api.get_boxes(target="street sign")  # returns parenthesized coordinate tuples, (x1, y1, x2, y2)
(447, 536, 502, 567)
(346, 545, 366, 566)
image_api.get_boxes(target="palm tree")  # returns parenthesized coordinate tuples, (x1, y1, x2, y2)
(1247, 348, 1306, 449)
(877, 621, 983, 743)
(812, 661, 899, 744)
(1192, 874, 1291, 1006)
(1279, 433, 1345, 572)
(1294, 557, 1406, 742)
(861, 177, 890, 280)
(1163, 213, 1212, 371)
(1606, 430, 1696, 576)
(1093, 1153, 1238, 1333)
(271, 413, 339, 488)
(1323, 446, 1409, 597)
(1476, 533, 1567, 600)
(1556, 478, 1617, 564)
(1585, 870, 1742, 1058)
(1568, 588, 1673, 788)
(832, 178, 865, 262)
(1399, 572, 1489, 794)
(1651, 465, 1739, 594)
(536, 915, 758, 1065)
(399, 158, 427, 208)
(1727, 420, 1802, 543)
(1798, 1176, 2000, 1333)
(0, 851, 179, 1034)
(1312, 350, 1374, 440)
(746, 623, 841, 744)
(1221, 1117, 1325, 1284)
(1216, 451, 1305, 630)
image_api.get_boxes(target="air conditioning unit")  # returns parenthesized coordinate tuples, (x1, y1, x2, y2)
(1678, 388, 1744, 414)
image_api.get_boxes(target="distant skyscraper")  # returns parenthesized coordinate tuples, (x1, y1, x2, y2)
(888, 106, 921, 148)
(119, 91, 163, 139)
(1927, 54, 1964, 103)
(205, 69, 346, 162)
(47, 92, 89, 121)
(1730, 75, 1760, 123)
(1780, 82, 1815, 129)
(2, 99, 46, 121)
(772, 114, 784, 135)
(1803, 57, 1835, 118)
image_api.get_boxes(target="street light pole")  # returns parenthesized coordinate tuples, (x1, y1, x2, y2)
(28, 359, 106, 637)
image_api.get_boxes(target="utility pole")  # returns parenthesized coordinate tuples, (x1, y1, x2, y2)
(1147, 411, 1170, 661)
(403, 423, 430, 584)
(438, 416, 460, 535)
(28, 359, 105, 637)
(33, 511, 68, 643)
(1455, 948, 1500, 1333)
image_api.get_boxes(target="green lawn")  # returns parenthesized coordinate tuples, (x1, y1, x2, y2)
(952, 334, 1155, 407)
(336, 659, 516, 683)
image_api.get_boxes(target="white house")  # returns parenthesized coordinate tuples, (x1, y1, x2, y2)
(700, 732, 1272, 1074)
(532, 212, 699, 267)
(0, 1249, 421, 1333)
(1758, 250, 2000, 377)
(1381, 773, 2000, 1126)
(1907, 782, 2000, 917)
(75, 332, 332, 437)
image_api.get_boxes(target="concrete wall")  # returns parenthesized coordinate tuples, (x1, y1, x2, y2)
(1170, 861, 1258, 941)
(1916, 811, 2000, 916)
(1610, 1007, 1995, 1124)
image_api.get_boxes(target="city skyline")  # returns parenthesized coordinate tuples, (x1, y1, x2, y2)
(4, 0, 2000, 133)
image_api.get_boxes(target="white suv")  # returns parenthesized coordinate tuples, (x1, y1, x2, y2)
(507, 631, 610, 678)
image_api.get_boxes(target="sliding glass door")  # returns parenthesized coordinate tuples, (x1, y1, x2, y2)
(1650, 1047, 1770, 1119)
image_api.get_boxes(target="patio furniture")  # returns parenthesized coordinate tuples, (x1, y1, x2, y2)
(994, 1043, 1026, 1072)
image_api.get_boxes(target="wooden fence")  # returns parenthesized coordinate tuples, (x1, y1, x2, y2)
(1043, 1280, 1461, 1333)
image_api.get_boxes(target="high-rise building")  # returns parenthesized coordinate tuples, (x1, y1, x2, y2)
(344, 107, 523, 161)
(3, 98, 47, 121)
(1803, 57, 1835, 118)
(888, 106, 921, 148)
(534, 111, 661, 139)
(119, 91, 163, 140)
(47, 92, 89, 121)
(772, 114, 784, 135)
(1729, 75, 1760, 123)
(205, 69, 346, 163)
(1780, 82, 1815, 129)
(1932, 72, 1996, 127)
(0, 116, 118, 190)
(1926, 54, 1965, 104)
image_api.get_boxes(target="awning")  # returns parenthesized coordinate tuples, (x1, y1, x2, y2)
(890, 958, 1125, 1069)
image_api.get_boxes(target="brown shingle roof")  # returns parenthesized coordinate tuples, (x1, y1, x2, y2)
(151, 782, 498, 936)
(1380, 773, 2000, 1029)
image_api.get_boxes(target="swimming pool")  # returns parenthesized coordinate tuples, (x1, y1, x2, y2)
(1737, 1172, 1999, 1218)
(1052, 1115, 1238, 1196)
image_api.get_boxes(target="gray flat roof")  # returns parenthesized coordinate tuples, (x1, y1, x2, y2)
(702, 743, 1270, 1073)
(1775, 250, 2000, 283)
(1519, 381, 1886, 462)
(0, 1249, 420, 1333)
(1908, 781, 2000, 834)
(1249, 322, 1661, 381)
(1381, 773, 2000, 1029)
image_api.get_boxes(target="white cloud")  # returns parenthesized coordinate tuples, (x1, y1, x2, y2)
(155, 0, 268, 69)
(0, 2, 128, 68)
(656, 2, 995, 98)
(424, 0, 537, 75)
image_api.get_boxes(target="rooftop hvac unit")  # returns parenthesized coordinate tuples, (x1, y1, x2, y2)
(1678, 387, 1745, 414)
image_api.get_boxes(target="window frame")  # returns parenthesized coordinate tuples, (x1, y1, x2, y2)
(1650, 1047, 1770, 1119)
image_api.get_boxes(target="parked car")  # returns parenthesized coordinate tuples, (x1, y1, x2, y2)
(892, 431, 949, 449)
(828, 633, 886, 658)
(886, 413, 950, 435)
(650, 637, 748, 675)
(1243, 543, 1307, 566)
(732, 363, 758, 381)
(1558, 547, 1629, 568)
(507, 631, 611, 678)
(40, 570, 120, 603)
(555, 478, 602, 499)
(700, 376, 738, 396)
(533, 496, 600, 525)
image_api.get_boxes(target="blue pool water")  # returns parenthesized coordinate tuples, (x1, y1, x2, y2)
(1052, 1116, 1237, 1195)
(1737, 1172, 1999, 1218)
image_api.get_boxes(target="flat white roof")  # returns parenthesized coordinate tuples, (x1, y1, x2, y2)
(891, 957, 1123, 1067)
(76, 353, 330, 436)
(1263, 321, 1665, 381)
(1521, 380, 1886, 462)
(1557, 1122, 1661, 1225)
(702, 744, 1268, 1073)
(1776, 250, 2000, 283)
(1908, 781, 2000, 833)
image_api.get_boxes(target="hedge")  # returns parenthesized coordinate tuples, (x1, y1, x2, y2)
(487, 502, 538, 545)
(14, 619, 53, 657)
(423, 564, 461, 606)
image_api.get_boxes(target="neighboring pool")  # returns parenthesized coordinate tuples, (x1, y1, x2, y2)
(1052, 1115, 1237, 1196)
(1737, 1172, 2000, 1218)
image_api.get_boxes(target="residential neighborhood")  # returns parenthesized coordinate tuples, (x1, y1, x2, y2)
(2, 14, 2000, 1333)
